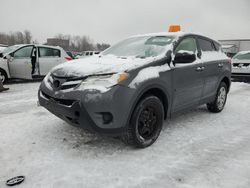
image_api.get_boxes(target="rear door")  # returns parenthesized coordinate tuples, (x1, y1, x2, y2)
(197, 37, 222, 101)
(9, 45, 34, 79)
(38, 47, 62, 75)
(172, 36, 204, 112)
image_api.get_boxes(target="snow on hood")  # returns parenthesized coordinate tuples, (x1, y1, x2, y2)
(51, 54, 163, 77)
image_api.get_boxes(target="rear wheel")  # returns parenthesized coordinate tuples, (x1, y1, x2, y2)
(122, 95, 164, 148)
(0, 69, 7, 84)
(207, 82, 228, 113)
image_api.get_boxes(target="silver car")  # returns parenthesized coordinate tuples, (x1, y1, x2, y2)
(0, 44, 72, 83)
(232, 51, 250, 81)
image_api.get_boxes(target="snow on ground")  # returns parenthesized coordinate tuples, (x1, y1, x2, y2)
(0, 81, 250, 188)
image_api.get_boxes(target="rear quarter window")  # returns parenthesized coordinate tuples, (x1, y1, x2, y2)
(39, 47, 61, 57)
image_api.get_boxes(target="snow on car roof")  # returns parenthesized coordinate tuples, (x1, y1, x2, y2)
(130, 31, 207, 39)
(37, 44, 62, 49)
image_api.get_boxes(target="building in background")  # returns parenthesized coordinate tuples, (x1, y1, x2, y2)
(219, 39, 250, 57)
(46, 38, 70, 51)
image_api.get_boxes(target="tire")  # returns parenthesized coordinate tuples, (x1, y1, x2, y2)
(0, 69, 8, 84)
(122, 95, 164, 148)
(207, 82, 228, 113)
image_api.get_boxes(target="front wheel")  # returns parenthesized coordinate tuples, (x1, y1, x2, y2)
(122, 95, 164, 148)
(207, 82, 228, 113)
(0, 69, 8, 84)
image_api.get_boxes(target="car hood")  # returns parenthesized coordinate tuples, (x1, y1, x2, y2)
(51, 54, 160, 77)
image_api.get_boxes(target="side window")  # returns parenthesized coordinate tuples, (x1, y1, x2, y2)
(197, 38, 216, 51)
(39, 47, 60, 58)
(175, 38, 197, 54)
(13, 46, 33, 58)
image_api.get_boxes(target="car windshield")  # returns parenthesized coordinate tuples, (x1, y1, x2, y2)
(1, 45, 22, 55)
(102, 36, 174, 58)
(233, 52, 250, 60)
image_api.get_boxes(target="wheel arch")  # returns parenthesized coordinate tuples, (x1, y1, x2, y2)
(0, 68, 8, 82)
(129, 85, 170, 123)
(220, 76, 231, 93)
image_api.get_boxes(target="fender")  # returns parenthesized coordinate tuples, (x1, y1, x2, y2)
(124, 78, 172, 130)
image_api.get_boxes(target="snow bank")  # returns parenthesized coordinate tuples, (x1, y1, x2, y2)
(1, 82, 250, 188)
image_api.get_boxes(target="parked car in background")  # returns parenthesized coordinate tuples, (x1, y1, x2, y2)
(66, 51, 82, 59)
(76, 51, 100, 59)
(66, 51, 75, 59)
(38, 26, 231, 148)
(232, 51, 250, 81)
(0, 44, 72, 83)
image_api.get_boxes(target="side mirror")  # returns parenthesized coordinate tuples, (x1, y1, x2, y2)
(173, 51, 196, 64)
(5, 54, 13, 62)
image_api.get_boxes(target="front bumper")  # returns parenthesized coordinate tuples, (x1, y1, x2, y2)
(232, 73, 250, 78)
(232, 68, 250, 79)
(38, 82, 135, 136)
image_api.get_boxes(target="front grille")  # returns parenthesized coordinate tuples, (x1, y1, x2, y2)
(233, 63, 250, 67)
(48, 74, 86, 90)
(41, 91, 76, 106)
(61, 84, 79, 90)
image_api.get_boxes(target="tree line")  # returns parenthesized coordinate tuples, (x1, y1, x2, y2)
(0, 31, 110, 52)
(0, 30, 32, 45)
(52, 33, 110, 52)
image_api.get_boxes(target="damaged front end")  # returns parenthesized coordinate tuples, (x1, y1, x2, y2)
(38, 72, 134, 135)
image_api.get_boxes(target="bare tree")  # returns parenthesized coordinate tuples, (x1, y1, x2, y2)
(0, 30, 109, 52)
(24, 30, 32, 44)
(0, 30, 32, 45)
(96, 43, 110, 51)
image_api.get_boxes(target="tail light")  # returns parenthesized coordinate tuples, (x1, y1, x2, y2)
(65, 57, 73, 61)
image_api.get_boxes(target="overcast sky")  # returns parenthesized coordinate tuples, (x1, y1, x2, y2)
(1, 0, 250, 44)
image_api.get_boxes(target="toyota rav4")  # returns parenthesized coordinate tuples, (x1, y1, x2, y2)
(38, 28, 231, 148)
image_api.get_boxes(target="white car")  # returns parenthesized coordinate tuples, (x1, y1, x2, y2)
(232, 51, 250, 81)
(0, 44, 72, 83)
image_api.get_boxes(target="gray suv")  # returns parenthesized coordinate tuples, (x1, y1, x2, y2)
(38, 32, 231, 148)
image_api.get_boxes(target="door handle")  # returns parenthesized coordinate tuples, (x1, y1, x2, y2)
(218, 63, 223, 68)
(196, 66, 205, 71)
(196, 67, 202, 71)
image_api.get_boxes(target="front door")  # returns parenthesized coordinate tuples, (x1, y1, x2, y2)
(172, 37, 204, 112)
(9, 45, 34, 79)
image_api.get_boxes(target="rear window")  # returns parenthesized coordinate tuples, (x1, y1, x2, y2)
(197, 38, 216, 51)
(233, 52, 250, 60)
(39, 47, 60, 57)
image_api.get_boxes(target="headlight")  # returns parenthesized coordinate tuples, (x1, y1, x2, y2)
(78, 73, 129, 92)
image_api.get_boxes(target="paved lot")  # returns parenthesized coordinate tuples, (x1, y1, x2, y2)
(0, 81, 250, 188)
